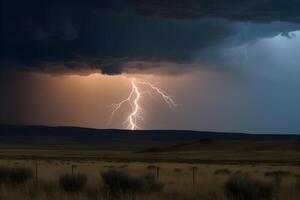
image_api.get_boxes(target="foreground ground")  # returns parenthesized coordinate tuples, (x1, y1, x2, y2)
(0, 149, 299, 200)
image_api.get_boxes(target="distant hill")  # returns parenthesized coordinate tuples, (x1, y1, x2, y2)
(0, 125, 299, 150)
(141, 139, 300, 152)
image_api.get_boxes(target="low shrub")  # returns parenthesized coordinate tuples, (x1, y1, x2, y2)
(59, 173, 87, 193)
(142, 173, 163, 191)
(225, 174, 277, 200)
(147, 165, 157, 170)
(0, 166, 33, 186)
(104, 165, 115, 169)
(174, 168, 181, 172)
(214, 169, 231, 175)
(118, 164, 128, 169)
(265, 170, 290, 177)
(101, 170, 162, 196)
(141, 147, 160, 153)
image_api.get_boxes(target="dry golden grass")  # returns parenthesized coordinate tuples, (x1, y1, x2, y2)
(0, 149, 299, 164)
(0, 158, 299, 200)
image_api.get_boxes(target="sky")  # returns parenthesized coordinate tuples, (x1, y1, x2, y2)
(1, 0, 300, 133)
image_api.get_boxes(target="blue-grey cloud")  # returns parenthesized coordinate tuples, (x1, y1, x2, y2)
(1, 0, 300, 74)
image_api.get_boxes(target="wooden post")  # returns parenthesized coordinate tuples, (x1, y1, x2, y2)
(192, 166, 198, 185)
(71, 164, 75, 176)
(156, 167, 160, 181)
(35, 161, 38, 186)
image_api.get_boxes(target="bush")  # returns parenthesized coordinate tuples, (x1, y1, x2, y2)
(147, 165, 157, 170)
(118, 164, 128, 169)
(225, 174, 277, 200)
(0, 166, 33, 186)
(59, 173, 87, 193)
(265, 170, 290, 177)
(214, 169, 231, 175)
(174, 168, 181, 172)
(141, 147, 160, 153)
(101, 170, 162, 196)
(104, 165, 115, 169)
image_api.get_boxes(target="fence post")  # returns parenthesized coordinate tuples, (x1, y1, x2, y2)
(35, 161, 38, 186)
(156, 167, 160, 181)
(192, 166, 198, 185)
(71, 164, 76, 176)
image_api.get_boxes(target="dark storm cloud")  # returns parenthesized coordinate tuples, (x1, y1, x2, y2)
(128, 0, 300, 22)
(1, 0, 300, 74)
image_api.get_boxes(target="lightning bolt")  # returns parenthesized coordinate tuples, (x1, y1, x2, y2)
(109, 78, 176, 130)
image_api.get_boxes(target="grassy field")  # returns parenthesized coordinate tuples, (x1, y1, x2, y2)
(0, 149, 299, 200)
(0, 149, 299, 164)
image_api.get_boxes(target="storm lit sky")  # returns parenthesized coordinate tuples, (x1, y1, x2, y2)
(1, 0, 300, 133)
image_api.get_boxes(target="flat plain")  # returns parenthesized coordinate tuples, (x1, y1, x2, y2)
(0, 126, 299, 199)
(0, 145, 299, 200)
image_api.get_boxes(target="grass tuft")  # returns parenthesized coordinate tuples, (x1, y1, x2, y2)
(59, 173, 87, 193)
(265, 170, 290, 177)
(0, 166, 33, 186)
(147, 165, 157, 170)
(101, 170, 162, 196)
(225, 174, 277, 200)
(214, 169, 231, 175)
(174, 168, 182, 172)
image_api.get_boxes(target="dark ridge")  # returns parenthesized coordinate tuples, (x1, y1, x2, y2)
(0, 125, 299, 150)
